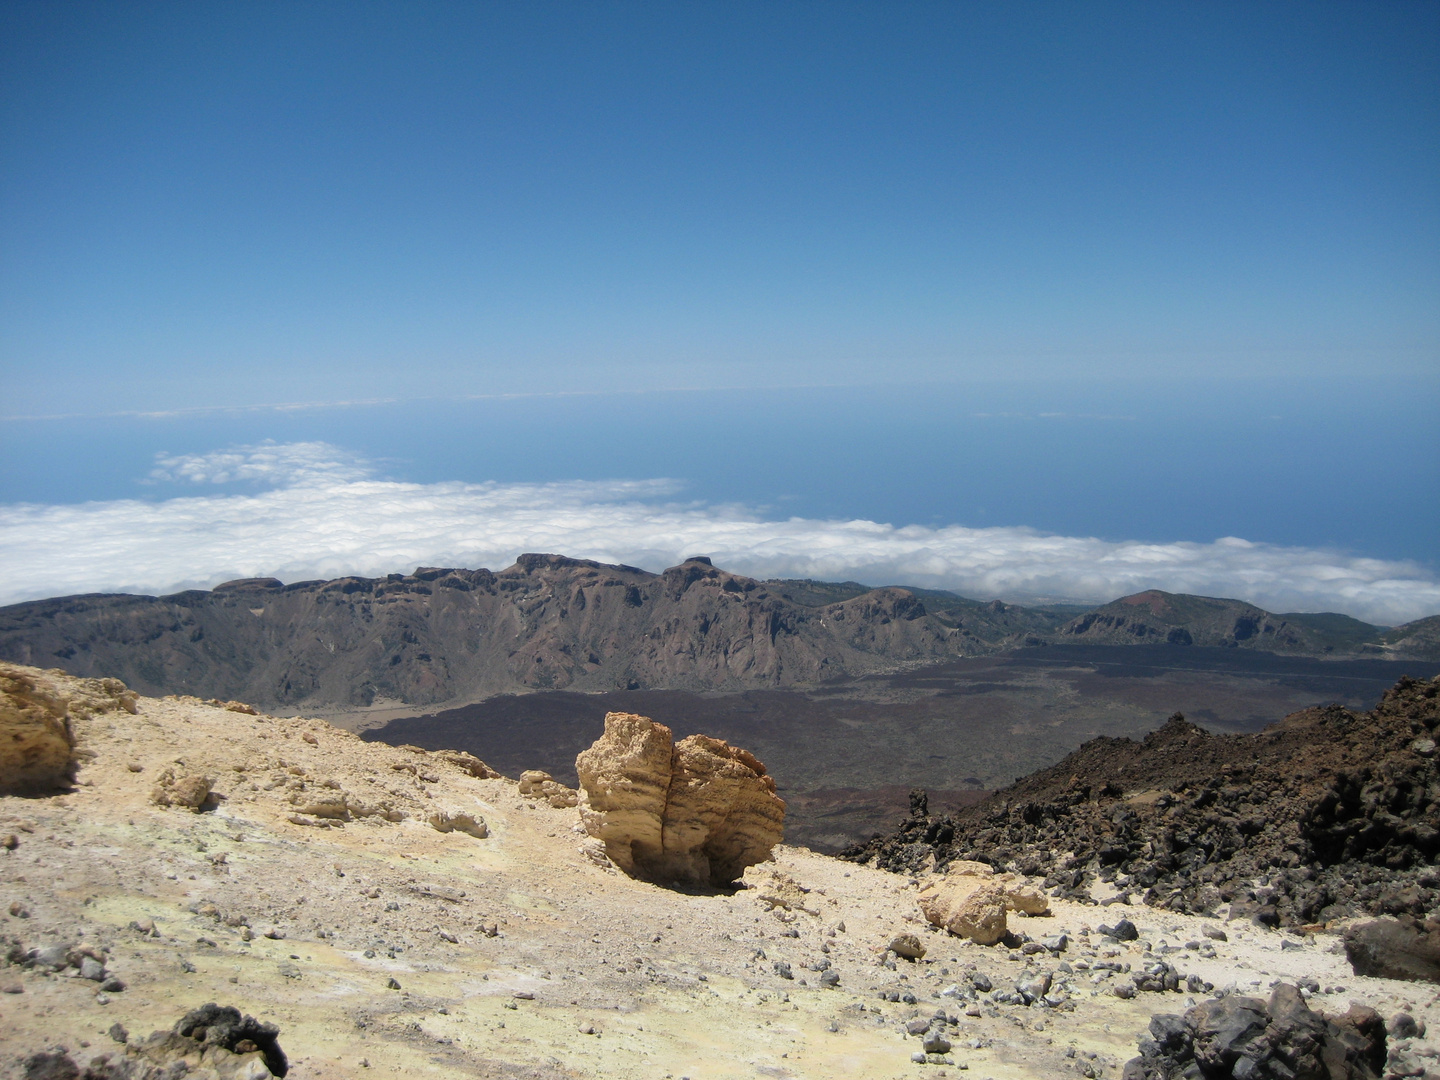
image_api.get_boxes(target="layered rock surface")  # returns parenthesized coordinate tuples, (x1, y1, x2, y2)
(1, 663, 137, 794)
(575, 711, 785, 886)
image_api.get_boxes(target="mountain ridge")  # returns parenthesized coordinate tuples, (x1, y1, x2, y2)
(0, 557, 1434, 712)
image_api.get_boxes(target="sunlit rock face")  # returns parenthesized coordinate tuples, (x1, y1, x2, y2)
(0, 662, 137, 795)
(575, 711, 785, 887)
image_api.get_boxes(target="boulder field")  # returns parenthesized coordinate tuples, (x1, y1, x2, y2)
(846, 676, 1440, 931)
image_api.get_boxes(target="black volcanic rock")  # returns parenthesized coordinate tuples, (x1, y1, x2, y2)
(1122, 984, 1388, 1080)
(1343, 916, 1440, 983)
(843, 675, 1440, 925)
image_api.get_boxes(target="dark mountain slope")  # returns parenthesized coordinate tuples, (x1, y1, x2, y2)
(844, 674, 1440, 926)
(1056, 589, 1384, 654)
(764, 579, 1082, 645)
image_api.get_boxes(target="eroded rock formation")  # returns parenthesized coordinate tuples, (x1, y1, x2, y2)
(575, 712, 785, 886)
(1, 663, 137, 795)
(517, 770, 578, 808)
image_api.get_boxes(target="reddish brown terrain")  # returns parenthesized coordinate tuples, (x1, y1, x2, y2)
(846, 675, 1440, 931)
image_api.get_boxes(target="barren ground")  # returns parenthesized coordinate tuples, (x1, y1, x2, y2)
(3, 684, 1437, 1079)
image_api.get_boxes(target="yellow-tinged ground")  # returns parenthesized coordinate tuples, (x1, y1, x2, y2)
(3, 677, 1437, 1079)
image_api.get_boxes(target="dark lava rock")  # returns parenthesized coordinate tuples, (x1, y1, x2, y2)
(8, 1004, 287, 1079)
(1343, 916, 1440, 983)
(843, 676, 1440, 927)
(18, 1051, 80, 1080)
(170, 1002, 288, 1076)
(1123, 983, 1388, 1080)
(1101, 919, 1140, 941)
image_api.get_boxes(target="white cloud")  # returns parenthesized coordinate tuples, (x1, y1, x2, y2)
(147, 440, 373, 486)
(2, 442, 1436, 625)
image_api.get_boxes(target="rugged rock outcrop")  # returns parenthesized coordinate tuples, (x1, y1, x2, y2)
(1, 663, 137, 795)
(916, 860, 1050, 944)
(17, 1003, 287, 1079)
(575, 712, 785, 886)
(4, 561, 1422, 711)
(1344, 916, 1440, 983)
(845, 675, 1440, 926)
(1123, 983, 1387, 1080)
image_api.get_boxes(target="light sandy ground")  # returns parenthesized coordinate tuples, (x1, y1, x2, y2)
(2, 690, 1438, 1079)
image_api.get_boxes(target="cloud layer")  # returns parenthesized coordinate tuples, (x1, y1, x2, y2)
(2, 442, 1436, 625)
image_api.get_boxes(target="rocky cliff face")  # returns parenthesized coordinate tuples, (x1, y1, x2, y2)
(3, 565, 1432, 714)
(0, 556, 981, 710)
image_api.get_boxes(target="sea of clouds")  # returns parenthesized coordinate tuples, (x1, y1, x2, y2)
(1, 441, 1436, 625)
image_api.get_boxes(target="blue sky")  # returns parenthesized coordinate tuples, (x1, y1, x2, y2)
(1, 2, 1437, 620)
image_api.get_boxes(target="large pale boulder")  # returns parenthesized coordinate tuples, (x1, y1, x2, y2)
(918, 860, 1051, 944)
(575, 712, 785, 887)
(0, 663, 137, 795)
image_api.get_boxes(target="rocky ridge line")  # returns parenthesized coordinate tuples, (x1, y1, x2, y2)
(4, 559, 1434, 714)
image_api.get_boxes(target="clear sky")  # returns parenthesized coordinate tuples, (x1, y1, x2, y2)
(1, 2, 1437, 620)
